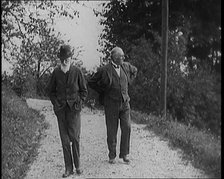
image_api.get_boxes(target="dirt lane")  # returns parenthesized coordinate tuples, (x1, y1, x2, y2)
(24, 98, 207, 178)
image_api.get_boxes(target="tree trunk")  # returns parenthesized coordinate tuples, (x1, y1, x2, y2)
(36, 59, 41, 95)
(160, 0, 169, 118)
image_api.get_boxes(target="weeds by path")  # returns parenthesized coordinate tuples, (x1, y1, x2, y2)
(2, 85, 49, 179)
(131, 110, 221, 178)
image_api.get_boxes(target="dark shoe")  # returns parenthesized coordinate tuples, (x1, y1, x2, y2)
(109, 158, 116, 164)
(62, 170, 74, 178)
(122, 155, 130, 163)
(76, 168, 83, 175)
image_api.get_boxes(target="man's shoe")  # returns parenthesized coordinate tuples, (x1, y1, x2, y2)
(109, 158, 116, 164)
(62, 170, 74, 178)
(122, 155, 130, 163)
(76, 168, 83, 175)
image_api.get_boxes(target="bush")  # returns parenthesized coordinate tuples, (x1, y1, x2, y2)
(127, 34, 221, 136)
(167, 67, 221, 136)
(128, 36, 160, 114)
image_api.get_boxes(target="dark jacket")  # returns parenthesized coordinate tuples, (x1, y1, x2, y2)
(88, 62, 137, 105)
(46, 65, 88, 112)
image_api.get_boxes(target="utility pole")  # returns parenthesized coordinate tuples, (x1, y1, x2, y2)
(160, 0, 169, 118)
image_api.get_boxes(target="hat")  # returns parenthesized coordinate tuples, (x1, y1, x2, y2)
(57, 45, 73, 59)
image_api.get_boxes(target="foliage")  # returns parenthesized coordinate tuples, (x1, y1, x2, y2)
(1, 84, 49, 179)
(98, 0, 221, 70)
(2, 0, 84, 97)
(128, 36, 160, 114)
(180, 68, 221, 134)
(97, 0, 221, 135)
(127, 33, 221, 136)
(130, 110, 221, 178)
(127, 30, 186, 111)
(2, 0, 79, 58)
(11, 29, 65, 96)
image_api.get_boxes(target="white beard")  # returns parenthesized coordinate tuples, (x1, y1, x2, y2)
(60, 62, 70, 73)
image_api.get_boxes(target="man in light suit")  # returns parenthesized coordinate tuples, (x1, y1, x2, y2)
(88, 46, 137, 164)
(46, 45, 88, 177)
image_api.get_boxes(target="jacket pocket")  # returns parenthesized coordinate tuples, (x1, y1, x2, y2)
(72, 101, 82, 111)
(68, 98, 82, 111)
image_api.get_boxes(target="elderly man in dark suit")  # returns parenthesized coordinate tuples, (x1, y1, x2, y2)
(46, 45, 88, 177)
(88, 46, 137, 164)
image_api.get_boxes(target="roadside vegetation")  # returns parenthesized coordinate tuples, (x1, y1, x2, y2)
(86, 85, 221, 178)
(131, 110, 221, 178)
(97, 1, 221, 177)
(2, 84, 49, 179)
(2, 1, 221, 179)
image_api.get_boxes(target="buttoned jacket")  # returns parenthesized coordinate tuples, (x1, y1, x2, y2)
(46, 65, 88, 112)
(88, 61, 137, 105)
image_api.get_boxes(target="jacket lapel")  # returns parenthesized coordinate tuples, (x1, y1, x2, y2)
(121, 63, 130, 84)
(105, 63, 113, 89)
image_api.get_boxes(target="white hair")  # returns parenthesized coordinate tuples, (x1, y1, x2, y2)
(111, 47, 124, 58)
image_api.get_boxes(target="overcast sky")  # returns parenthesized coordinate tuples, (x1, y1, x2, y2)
(53, 1, 105, 71)
(2, 1, 106, 74)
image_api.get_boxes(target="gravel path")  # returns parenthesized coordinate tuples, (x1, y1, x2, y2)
(24, 98, 207, 178)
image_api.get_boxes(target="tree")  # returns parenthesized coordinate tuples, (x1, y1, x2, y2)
(98, 0, 221, 71)
(98, 0, 221, 134)
(2, 0, 79, 56)
(1, 0, 83, 96)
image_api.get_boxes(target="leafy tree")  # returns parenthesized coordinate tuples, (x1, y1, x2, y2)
(97, 0, 221, 135)
(98, 0, 221, 71)
(1, 0, 84, 96)
(2, 0, 79, 57)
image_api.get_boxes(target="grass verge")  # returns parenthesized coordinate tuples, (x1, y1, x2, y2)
(131, 110, 221, 178)
(2, 85, 49, 179)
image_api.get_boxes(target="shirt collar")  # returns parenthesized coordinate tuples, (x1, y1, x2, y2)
(111, 61, 120, 69)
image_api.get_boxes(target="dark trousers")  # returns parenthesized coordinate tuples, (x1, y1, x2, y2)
(104, 100, 131, 159)
(55, 104, 81, 171)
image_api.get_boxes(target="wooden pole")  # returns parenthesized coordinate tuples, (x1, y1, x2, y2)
(160, 0, 168, 118)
